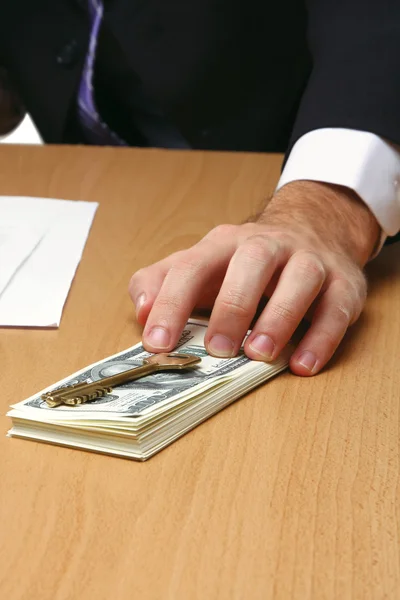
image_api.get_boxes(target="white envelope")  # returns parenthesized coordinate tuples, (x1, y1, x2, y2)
(0, 225, 45, 295)
(0, 196, 98, 327)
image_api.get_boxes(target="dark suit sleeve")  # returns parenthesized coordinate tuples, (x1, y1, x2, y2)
(288, 0, 400, 147)
(286, 0, 400, 243)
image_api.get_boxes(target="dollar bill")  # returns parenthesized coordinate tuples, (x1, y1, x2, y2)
(7, 319, 293, 459)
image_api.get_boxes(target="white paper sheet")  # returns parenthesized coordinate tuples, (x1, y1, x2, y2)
(0, 225, 45, 295)
(0, 196, 98, 327)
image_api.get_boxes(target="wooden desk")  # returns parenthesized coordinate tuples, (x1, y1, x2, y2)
(1, 145, 399, 599)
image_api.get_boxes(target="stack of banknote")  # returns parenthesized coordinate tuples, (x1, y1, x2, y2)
(7, 320, 292, 461)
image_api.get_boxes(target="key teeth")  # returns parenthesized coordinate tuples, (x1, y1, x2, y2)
(58, 386, 113, 406)
(44, 397, 61, 408)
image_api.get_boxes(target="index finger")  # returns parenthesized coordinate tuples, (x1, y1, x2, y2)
(142, 227, 240, 352)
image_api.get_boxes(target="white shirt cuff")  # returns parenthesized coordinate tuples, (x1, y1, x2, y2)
(276, 128, 400, 245)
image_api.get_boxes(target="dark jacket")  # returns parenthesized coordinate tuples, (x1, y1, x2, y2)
(1, 0, 400, 154)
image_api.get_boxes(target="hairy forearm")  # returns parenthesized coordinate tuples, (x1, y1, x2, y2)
(256, 181, 381, 266)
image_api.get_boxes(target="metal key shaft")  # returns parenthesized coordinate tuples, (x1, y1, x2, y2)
(42, 353, 201, 408)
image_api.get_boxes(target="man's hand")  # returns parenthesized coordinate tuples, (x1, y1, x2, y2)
(129, 181, 380, 376)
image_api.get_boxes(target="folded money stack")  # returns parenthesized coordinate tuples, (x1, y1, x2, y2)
(7, 320, 292, 461)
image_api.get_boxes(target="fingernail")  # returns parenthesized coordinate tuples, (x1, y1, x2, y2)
(208, 334, 235, 358)
(296, 351, 317, 372)
(146, 326, 170, 349)
(135, 293, 146, 314)
(249, 334, 275, 359)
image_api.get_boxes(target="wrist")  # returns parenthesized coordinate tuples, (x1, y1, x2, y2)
(259, 181, 381, 266)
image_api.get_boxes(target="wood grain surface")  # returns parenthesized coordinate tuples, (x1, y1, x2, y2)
(0, 145, 399, 600)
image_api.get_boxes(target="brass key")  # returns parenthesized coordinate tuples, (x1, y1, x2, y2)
(42, 353, 201, 408)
